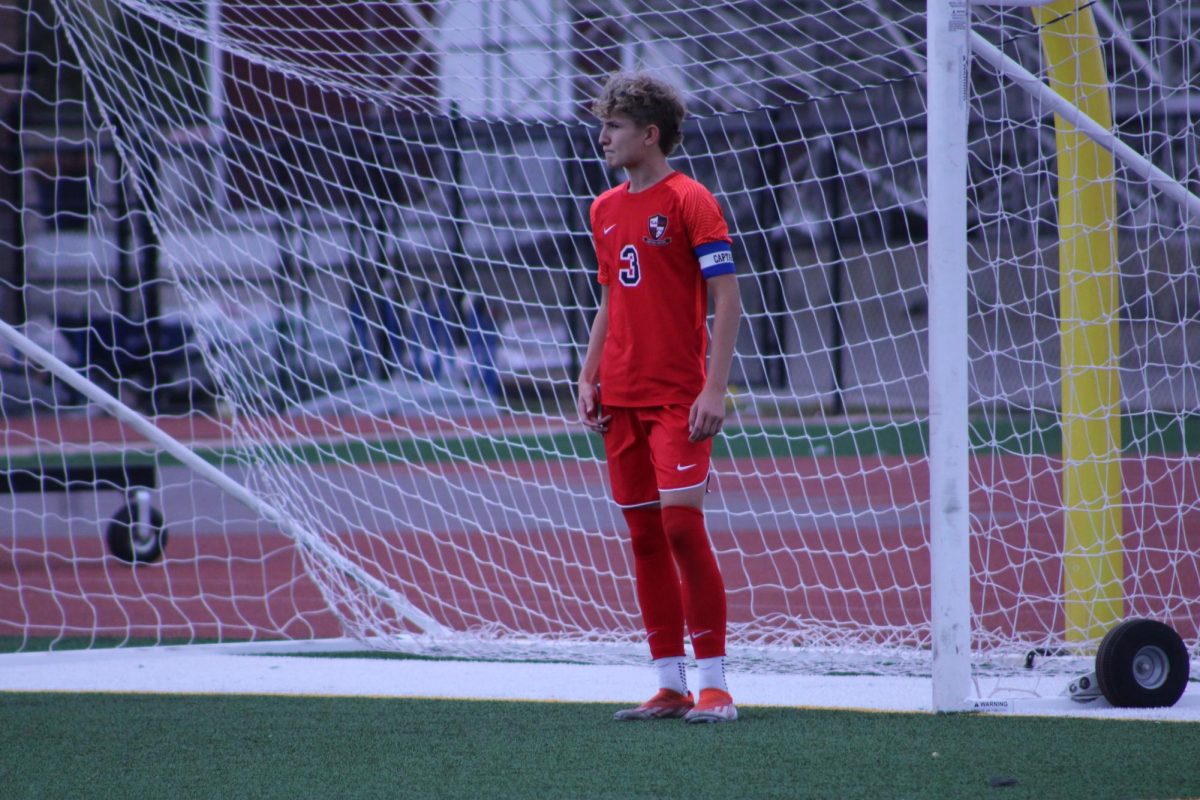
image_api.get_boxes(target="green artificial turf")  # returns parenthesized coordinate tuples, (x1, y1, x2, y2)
(1, 692, 1197, 800)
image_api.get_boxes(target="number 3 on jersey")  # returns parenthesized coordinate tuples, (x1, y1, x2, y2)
(618, 244, 641, 287)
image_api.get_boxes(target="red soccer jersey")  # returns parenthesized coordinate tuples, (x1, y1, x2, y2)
(590, 171, 735, 407)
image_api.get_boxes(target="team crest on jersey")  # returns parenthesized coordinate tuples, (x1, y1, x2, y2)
(643, 214, 671, 246)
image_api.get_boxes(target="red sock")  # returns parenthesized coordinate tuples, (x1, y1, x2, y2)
(622, 506, 685, 659)
(660, 505, 727, 660)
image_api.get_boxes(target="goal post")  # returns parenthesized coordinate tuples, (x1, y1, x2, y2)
(2, 0, 1199, 706)
(930, 0, 1129, 709)
(926, 0, 972, 712)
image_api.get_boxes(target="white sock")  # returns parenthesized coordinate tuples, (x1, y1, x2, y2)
(654, 656, 688, 695)
(696, 656, 729, 694)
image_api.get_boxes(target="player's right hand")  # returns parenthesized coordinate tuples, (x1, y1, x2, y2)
(577, 382, 611, 434)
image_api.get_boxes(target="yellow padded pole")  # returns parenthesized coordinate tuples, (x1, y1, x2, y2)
(1033, 2, 1124, 645)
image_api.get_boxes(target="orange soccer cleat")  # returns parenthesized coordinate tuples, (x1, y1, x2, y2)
(612, 688, 695, 721)
(683, 688, 738, 724)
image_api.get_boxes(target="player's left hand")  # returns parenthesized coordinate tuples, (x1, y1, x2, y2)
(577, 381, 611, 434)
(688, 387, 726, 442)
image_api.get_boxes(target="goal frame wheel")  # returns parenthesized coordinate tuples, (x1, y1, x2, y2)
(105, 492, 169, 564)
(1095, 618, 1189, 708)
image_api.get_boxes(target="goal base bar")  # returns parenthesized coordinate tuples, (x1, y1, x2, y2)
(963, 693, 1200, 715)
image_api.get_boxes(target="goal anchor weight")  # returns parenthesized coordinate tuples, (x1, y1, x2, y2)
(1068, 619, 1190, 708)
(105, 489, 169, 564)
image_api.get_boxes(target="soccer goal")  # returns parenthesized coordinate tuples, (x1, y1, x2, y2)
(1, 0, 1197, 710)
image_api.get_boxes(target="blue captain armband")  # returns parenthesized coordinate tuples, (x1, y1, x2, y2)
(695, 241, 735, 278)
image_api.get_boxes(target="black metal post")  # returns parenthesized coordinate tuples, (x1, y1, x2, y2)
(1, 103, 25, 327)
(447, 103, 466, 295)
(115, 159, 135, 320)
(821, 142, 846, 416)
(753, 107, 788, 389)
(1, 1, 29, 327)
(136, 129, 161, 325)
(560, 123, 587, 382)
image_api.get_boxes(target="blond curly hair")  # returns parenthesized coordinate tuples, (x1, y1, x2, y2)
(591, 72, 686, 156)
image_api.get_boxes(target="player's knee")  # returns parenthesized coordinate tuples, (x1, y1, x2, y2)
(623, 506, 668, 559)
(630, 529, 668, 559)
(660, 505, 706, 553)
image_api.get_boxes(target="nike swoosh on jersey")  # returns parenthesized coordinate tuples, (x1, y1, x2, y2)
(603, 224, 617, 235)
(676, 463, 696, 471)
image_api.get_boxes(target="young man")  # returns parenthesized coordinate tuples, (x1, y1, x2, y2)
(577, 72, 742, 724)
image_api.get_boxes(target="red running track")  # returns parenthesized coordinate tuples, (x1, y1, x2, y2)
(3, 453, 1199, 649)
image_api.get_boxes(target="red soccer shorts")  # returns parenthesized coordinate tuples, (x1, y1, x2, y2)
(602, 405, 711, 508)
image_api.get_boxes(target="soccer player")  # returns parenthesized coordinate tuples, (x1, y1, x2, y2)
(577, 72, 742, 724)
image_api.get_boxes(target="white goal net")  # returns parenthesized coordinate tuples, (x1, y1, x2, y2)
(1, 0, 1197, 684)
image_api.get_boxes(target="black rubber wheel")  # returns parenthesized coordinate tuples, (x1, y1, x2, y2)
(105, 498, 168, 564)
(1096, 618, 1189, 708)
